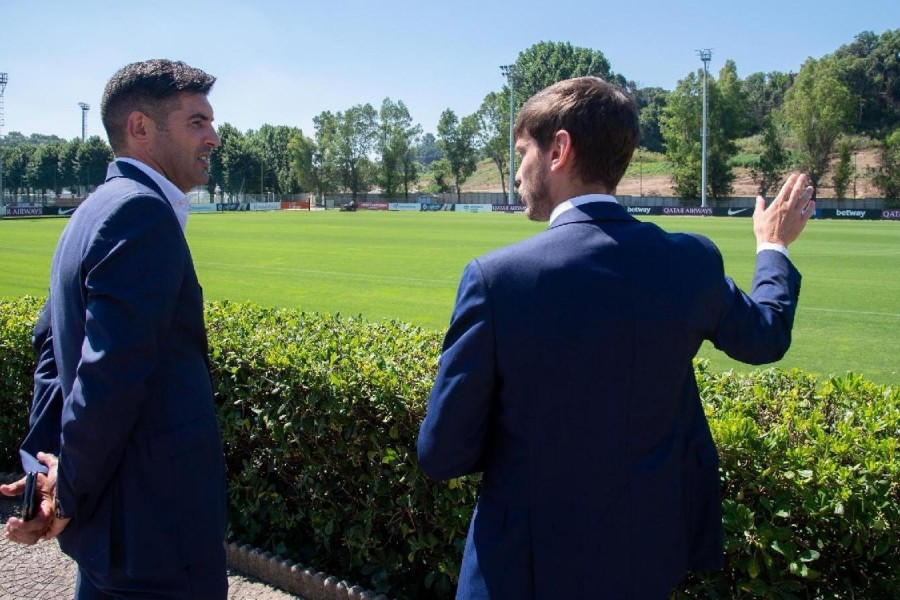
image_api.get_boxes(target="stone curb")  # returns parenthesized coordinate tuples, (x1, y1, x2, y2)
(225, 542, 392, 600)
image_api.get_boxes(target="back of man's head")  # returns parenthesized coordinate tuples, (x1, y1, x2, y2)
(515, 77, 639, 192)
(101, 59, 216, 153)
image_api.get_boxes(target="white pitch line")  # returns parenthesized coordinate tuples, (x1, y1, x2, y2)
(804, 307, 900, 318)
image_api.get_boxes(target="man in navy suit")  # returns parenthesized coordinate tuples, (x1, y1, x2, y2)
(418, 77, 815, 599)
(2, 59, 227, 599)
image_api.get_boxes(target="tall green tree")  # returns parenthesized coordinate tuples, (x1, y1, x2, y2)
(475, 91, 510, 196)
(76, 136, 113, 192)
(750, 116, 789, 197)
(286, 129, 319, 195)
(635, 87, 668, 153)
(255, 124, 302, 195)
(869, 129, 900, 202)
(377, 98, 421, 199)
(510, 41, 624, 108)
(661, 70, 738, 201)
(315, 104, 378, 199)
(783, 57, 856, 192)
(831, 29, 900, 136)
(416, 133, 443, 167)
(742, 71, 793, 135)
(831, 140, 856, 200)
(2, 144, 35, 197)
(30, 141, 65, 198)
(436, 109, 478, 203)
(717, 60, 751, 138)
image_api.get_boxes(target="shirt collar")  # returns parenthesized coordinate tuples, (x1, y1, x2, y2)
(115, 157, 190, 232)
(548, 194, 618, 226)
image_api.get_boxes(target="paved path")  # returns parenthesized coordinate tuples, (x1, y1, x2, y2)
(0, 498, 302, 600)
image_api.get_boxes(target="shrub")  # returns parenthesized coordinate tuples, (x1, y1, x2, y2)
(1, 297, 897, 598)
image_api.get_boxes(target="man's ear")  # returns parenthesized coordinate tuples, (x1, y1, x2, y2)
(549, 130, 573, 174)
(126, 111, 152, 144)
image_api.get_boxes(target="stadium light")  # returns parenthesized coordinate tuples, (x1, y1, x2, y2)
(0, 73, 7, 204)
(698, 49, 712, 208)
(500, 65, 518, 205)
(79, 102, 90, 142)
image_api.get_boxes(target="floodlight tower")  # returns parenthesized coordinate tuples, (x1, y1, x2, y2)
(79, 102, 90, 142)
(698, 49, 712, 208)
(500, 65, 518, 205)
(0, 73, 7, 204)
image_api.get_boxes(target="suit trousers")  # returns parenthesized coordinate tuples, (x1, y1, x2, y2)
(75, 563, 227, 600)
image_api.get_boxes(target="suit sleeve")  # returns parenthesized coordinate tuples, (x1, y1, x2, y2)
(56, 197, 185, 522)
(19, 300, 63, 474)
(710, 249, 802, 365)
(417, 259, 496, 480)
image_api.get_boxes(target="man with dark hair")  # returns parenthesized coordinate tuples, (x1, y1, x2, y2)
(418, 76, 815, 598)
(2, 59, 226, 599)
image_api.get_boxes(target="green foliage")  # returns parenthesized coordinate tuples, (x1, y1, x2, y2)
(436, 110, 478, 202)
(869, 129, 900, 204)
(676, 365, 899, 599)
(832, 141, 857, 200)
(510, 41, 622, 108)
(783, 57, 856, 191)
(750, 117, 790, 197)
(1, 296, 897, 598)
(206, 301, 471, 599)
(661, 70, 739, 201)
(0, 296, 43, 472)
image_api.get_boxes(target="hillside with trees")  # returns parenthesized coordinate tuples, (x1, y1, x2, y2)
(2, 30, 898, 203)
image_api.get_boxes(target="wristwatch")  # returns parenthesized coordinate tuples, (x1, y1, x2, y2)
(54, 495, 68, 520)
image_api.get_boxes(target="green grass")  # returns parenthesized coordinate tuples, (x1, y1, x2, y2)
(2, 211, 898, 385)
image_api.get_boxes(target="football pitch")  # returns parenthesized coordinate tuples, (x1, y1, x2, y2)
(2, 210, 898, 385)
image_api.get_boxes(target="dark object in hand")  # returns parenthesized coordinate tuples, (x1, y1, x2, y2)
(21, 472, 39, 522)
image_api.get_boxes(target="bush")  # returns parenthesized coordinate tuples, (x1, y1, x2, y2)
(1, 297, 897, 598)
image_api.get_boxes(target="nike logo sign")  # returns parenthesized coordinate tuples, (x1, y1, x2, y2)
(727, 208, 750, 216)
(58, 207, 76, 215)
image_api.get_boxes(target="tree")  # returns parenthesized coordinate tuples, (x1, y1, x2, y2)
(831, 29, 900, 136)
(869, 129, 900, 202)
(783, 57, 856, 192)
(717, 60, 751, 138)
(2, 144, 35, 198)
(475, 92, 510, 196)
(286, 129, 318, 194)
(416, 133, 443, 167)
(255, 124, 303, 195)
(510, 41, 623, 108)
(377, 98, 421, 199)
(315, 104, 378, 199)
(661, 70, 739, 201)
(436, 109, 478, 203)
(831, 140, 856, 200)
(742, 71, 793, 134)
(750, 116, 789, 197)
(635, 87, 668, 153)
(75, 136, 113, 192)
(30, 141, 65, 198)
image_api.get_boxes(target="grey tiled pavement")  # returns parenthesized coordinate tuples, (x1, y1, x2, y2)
(0, 498, 302, 600)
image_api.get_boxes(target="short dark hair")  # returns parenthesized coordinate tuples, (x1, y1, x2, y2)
(100, 59, 216, 152)
(514, 77, 639, 191)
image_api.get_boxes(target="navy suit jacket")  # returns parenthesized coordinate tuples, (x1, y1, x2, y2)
(418, 202, 802, 599)
(30, 160, 226, 577)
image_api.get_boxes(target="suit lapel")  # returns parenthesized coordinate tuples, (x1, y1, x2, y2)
(105, 160, 171, 206)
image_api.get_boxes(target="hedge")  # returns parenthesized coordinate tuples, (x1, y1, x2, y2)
(1, 296, 897, 599)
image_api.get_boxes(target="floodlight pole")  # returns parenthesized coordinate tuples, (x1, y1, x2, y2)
(698, 49, 712, 208)
(0, 73, 7, 204)
(500, 65, 517, 205)
(78, 102, 90, 142)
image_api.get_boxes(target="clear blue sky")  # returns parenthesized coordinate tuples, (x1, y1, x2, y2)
(2, 0, 897, 142)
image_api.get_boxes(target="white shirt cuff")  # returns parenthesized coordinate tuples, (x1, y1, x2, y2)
(756, 242, 789, 258)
